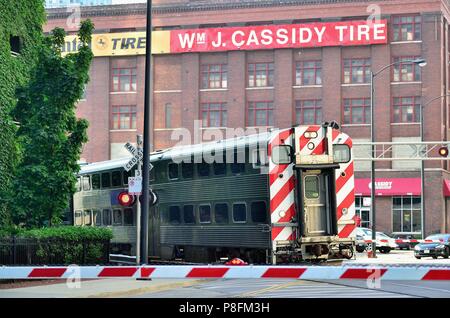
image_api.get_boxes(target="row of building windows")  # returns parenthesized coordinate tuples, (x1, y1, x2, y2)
(108, 96, 421, 131)
(356, 196, 422, 234)
(164, 201, 267, 225)
(110, 56, 423, 94)
(109, 95, 422, 130)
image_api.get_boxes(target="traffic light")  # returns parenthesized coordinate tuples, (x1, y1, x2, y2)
(118, 191, 136, 207)
(439, 146, 449, 157)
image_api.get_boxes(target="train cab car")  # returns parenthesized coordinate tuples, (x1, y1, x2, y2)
(73, 123, 356, 264)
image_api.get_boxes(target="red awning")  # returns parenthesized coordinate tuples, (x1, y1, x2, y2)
(355, 178, 421, 196)
(443, 180, 450, 197)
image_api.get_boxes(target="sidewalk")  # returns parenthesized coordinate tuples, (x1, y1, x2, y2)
(0, 278, 205, 298)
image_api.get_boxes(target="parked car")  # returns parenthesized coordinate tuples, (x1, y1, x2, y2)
(355, 234, 368, 253)
(414, 234, 450, 259)
(394, 234, 418, 250)
(356, 227, 398, 253)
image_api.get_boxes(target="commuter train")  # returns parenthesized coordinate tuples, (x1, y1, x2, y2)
(73, 124, 356, 264)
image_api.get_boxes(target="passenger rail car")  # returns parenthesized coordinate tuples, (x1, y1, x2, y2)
(73, 124, 356, 264)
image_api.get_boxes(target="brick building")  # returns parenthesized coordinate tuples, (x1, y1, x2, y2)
(45, 0, 450, 236)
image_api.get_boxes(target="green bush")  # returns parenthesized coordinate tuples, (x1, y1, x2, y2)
(0, 226, 113, 265)
(19, 226, 113, 241)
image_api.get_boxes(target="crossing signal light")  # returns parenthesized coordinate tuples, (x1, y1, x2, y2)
(118, 192, 135, 207)
(139, 190, 158, 207)
(439, 146, 449, 157)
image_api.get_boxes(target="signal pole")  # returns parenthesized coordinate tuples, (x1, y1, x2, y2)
(136, 135, 143, 265)
(140, 0, 153, 264)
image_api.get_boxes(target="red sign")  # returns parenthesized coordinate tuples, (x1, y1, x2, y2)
(170, 20, 387, 53)
(355, 178, 421, 196)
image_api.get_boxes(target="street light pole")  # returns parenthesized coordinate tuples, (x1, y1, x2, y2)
(140, 0, 153, 265)
(420, 93, 450, 239)
(369, 58, 426, 257)
(370, 71, 376, 257)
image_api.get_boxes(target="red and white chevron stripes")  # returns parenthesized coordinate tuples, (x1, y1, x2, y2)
(332, 129, 356, 239)
(268, 128, 296, 243)
(1, 265, 449, 280)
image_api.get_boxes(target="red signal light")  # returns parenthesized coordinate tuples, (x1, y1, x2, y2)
(118, 192, 135, 207)
(439, 146, 449, 157)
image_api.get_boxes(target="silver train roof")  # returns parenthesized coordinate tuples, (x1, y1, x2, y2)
(78, 131, 274, 175)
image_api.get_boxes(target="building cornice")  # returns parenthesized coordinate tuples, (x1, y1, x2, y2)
(46, 0, 392, 20)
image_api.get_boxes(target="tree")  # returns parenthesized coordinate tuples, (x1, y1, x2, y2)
(12, 20, 94, 227)
(0, 0, 46, 226)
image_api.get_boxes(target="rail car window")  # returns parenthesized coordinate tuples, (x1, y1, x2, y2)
(182, 162, 194, 179)
(304, 176, 320, 199)
(82, 176, 91, 191)
(124, 208, 134, 226)
(92, 174, 100, 190)
(112, 171, 122, 187)
(76, 178, 81, 192)
(198, 160, 210, 177)
(231, 151, 246, 174)
(101, 172, 111, 188)
(199, 205, 211, 223)
(123, 170, 132, 185)
(103, 209, 112, 226)
(183, 205, 195, 224)
(75, 210, 83, 226)
(251, 201, 267, 223)
(84, 210, 92, 226)
(168, 163, 179, 180)
(233, 203, 247, 223)
(251, 148, 268, 169)
(213, 156, 227, 175)
(93, 210, 101, 226)
(169, 206, 181, 224)
(214, 203, 229, 224)
(113, 209, 123, 226)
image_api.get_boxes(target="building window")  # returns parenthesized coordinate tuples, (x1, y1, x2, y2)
(343, 58, 371, 84)
(393, 56, 422, 82)
(248, 63, 274, 87)
(392, 15, 421, 42)
(247, 101, 274, 126)
(201, 103, 227, 127)
(393, 196, 421, 233)
(393, 96, 421, 123)
(355, 197, 371, 228)
(201, 64, 227, 89)
(165, 103, 172, 128)
(295, 60, 322, 86)
(112, 106, 137, 130)
(112, 68, 137, 92)
(295, 100, 322, 125)
(343, 98, 370, 124)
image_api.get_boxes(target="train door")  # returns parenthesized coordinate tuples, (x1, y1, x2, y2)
(301, 170, 332, 237)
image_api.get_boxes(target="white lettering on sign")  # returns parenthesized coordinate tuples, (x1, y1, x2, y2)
(368, 181, 393, 190)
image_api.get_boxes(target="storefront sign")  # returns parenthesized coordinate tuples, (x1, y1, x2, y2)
(61, 20, 387, 57)
(170, 20, 387, 53)
(355, 178, 421, 196)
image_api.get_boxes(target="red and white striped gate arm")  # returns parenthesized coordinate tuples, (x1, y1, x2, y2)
(1, 265, 449, 280)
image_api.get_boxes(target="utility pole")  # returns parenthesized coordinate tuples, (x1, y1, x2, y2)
(140, 0, 152, 264)
(135, 134, 143, 265)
